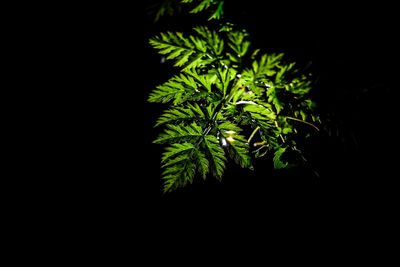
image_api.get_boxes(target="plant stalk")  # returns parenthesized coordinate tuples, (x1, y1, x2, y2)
(285, 116, 320, 131)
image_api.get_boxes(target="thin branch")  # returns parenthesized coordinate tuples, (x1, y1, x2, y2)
(247, 126, 260, 143)
(275, 120, 286, 143)
(285, 116, 320, 131)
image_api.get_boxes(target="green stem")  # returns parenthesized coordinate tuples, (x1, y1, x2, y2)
(247, 126, 260, 143)
(285, 116, 320, 131)
(275, 120, 286, 143)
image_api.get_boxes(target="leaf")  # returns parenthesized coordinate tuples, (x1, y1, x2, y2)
(282, 127, 293, 134)
(184, 0, 224, 20)
(202, 135, 226, 179)
(267, 87, 283, 114)
(243, 104, 276, 121)
(162, 153, 196, 193)
(240, 53, 283, 96)
(161, 142, 196, 163)
(219, 123, 253, 169)
(153, 122, 203, 144)
(188, 0, 213, 13)
(214, 67, 237, 96)
(227, 29, 251, 57)
(218, 121, 243, 132)
(155, 103, 205, 127)
(184, 68, 216, 92)
(149, 73, 209, 104)
(273, 147, 288, 169)
(192, 148, 209, 179)
(149, 31, 210, 69)
(275, 62, 296, 83)
(232, 88, 246, 103)
(160, 141, 212, 192)
(150, 0, 183, 23)
(193, 26, 224, 55)
(208, 1, 224, 20)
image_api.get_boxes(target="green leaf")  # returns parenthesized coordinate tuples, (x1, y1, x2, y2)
(151, 0, 182, 23)
(192, 148, 209, 179)
(219, 123, 253, 169)
(183, 0, 224, 20)
(231, 88, 245, 104)
(188, 0, 213, 13)
(273, 147, 288, 169)
(154, 122, 203, 144)
(275, 62, 296, 83)
(218, 121, 243, 132)
(162, 154, 196, 193)
(243, 104, 276, 121)
(228, 139, 253, 169)
(184, 68, 217, 92)
(160, 141, 211, 192)
(240, 53, 284, 96)
(193, 26, 224, 55)
(155, 103, 205, 127)
(161, 142, 196, 163)
(149, 31, 210, 69)
(267, 87, 283, 114)
(208, 1, 224, 20)
(149, 73, 211, 104)
(282, 127, 293, 134)
(227, 29, 251, 57)
(202, 135, 226, 179)
(214, 67, 236, 96)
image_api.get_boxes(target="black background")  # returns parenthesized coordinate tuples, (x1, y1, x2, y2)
(70, 1, 398, 234)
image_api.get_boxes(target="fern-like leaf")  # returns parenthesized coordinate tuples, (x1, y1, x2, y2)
(193, 26, 224, 56)
(241, 53, 283, 96)
(243, 103, 276, 121)
(153, 122, 203, 144)
(149, 31, 210, 69)
(202, 135, 226, 179)
(192, 148, 209, 179)
(161, 142, 196, 163)
(155, 103, 205, 127)
(162, 153, 195, 193)
(148, 73, 209, 104)
(227, 30, 251, 58)
(184, 68, 217, 93)
(273, 147, 288, 169)
(218, 122, 253, 169)
(266, 86, 284, 114)
(217, 121, 243, 132)
(183, 0, 224, 20)
(188, 0, 213, 13)
(160, 142, 211, 192)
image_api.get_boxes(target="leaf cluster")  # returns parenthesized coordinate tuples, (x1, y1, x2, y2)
(148, 1, 320, 192)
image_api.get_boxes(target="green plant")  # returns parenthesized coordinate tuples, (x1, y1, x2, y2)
(148, 0, 320, 193)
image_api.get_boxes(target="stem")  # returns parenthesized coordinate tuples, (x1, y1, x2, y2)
(247, 126, 260, 143)
(285, 116, 320, 131)
(275, 120, 286, 143)
(195, 101, 225, 148)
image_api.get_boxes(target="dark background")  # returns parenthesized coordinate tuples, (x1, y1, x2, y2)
(77, 1, 397, 227)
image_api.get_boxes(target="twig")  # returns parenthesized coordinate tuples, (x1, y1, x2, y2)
(285, 116, 320, 131)
(247, 126, 260, 143)
(275, 121, 286, 143)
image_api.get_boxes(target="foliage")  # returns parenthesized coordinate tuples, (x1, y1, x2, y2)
(148, 0, 320, 193)
(182, 0, 224, 20)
